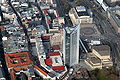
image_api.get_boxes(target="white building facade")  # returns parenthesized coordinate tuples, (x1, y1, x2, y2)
(63, 24, 80, 67)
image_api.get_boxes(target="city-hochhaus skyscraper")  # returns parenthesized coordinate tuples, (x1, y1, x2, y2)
(63, 24, 80, 67)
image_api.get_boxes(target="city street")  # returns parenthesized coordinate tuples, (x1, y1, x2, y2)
(55, 0, 72, 26)
(0, 0, 120, 79)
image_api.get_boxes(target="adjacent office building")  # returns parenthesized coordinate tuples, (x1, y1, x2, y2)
(69, 6, 93, 26)
(63, 24, 80, 67)
(85, 45, 113, 70)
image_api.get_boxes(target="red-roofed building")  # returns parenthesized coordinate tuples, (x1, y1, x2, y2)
(41, 35, 50, 39)
(52, 45, 60, 50)
(44, 58, 52, 65)
(0, 26, 5, 31)
(5, 52, 35, 80)
(52, 66, 65, 71)
(47, 20, 51, 24)
(56, 10, 59, 17)
(48, 52, 60, 56)
(43, 9, 48, 15)
(27, 19, 32, 22)
(30, 36, 35, 39)
(10, 65, 34, 80)
(33, 65, 48, 77)
(5, 52, 33, 68)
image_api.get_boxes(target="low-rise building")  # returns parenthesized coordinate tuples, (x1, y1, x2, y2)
(41, 7, 64, 29)
(5, 52, 33, 70)
(34, 51, 67, 80)
(1, 4, 10, 12)
(31, 25, 46, 36)
(69, 6, 93, 25)
(92, 45, 113, 67)
(2, 25, 28, 54)
(35, 37, 46, 59)
(10, 66, 35, 80)
(39, 0, 57, 7)
(85, 45, 113, 70)
(85, 53, 102, 69)
(30, 35, 47, 58)
(4, 52, 35, 80)
(50, 33, 63, 46)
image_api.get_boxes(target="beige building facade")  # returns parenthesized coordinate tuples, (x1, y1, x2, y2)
(85, 45, 113, 70)
(50, 33, 62, 46)
(69, 6, 93, 26)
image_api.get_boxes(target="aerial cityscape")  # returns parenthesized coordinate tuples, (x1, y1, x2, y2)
(0, 0, 120, 80)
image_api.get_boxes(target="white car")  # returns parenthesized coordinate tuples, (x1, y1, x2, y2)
(69, 68, 74, 75)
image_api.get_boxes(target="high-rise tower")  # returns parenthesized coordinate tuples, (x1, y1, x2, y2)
(63, 24, 80, 67)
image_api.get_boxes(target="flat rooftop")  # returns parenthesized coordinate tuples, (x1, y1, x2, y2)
(80, 23, 103, 41)
(3, 35, 28, 54)
(93, 45, 110, 56)
(90, 57, 101, 64)
(2, 25, 28, 54)
(76, 6, 86, 12)
(10, 65, 34, 80)
(75, 6, 89, 17)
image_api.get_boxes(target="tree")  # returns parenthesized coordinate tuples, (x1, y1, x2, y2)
(97, 69, 107, 80)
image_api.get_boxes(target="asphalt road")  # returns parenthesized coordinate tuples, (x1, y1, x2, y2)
(93, 8, 120, 66)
